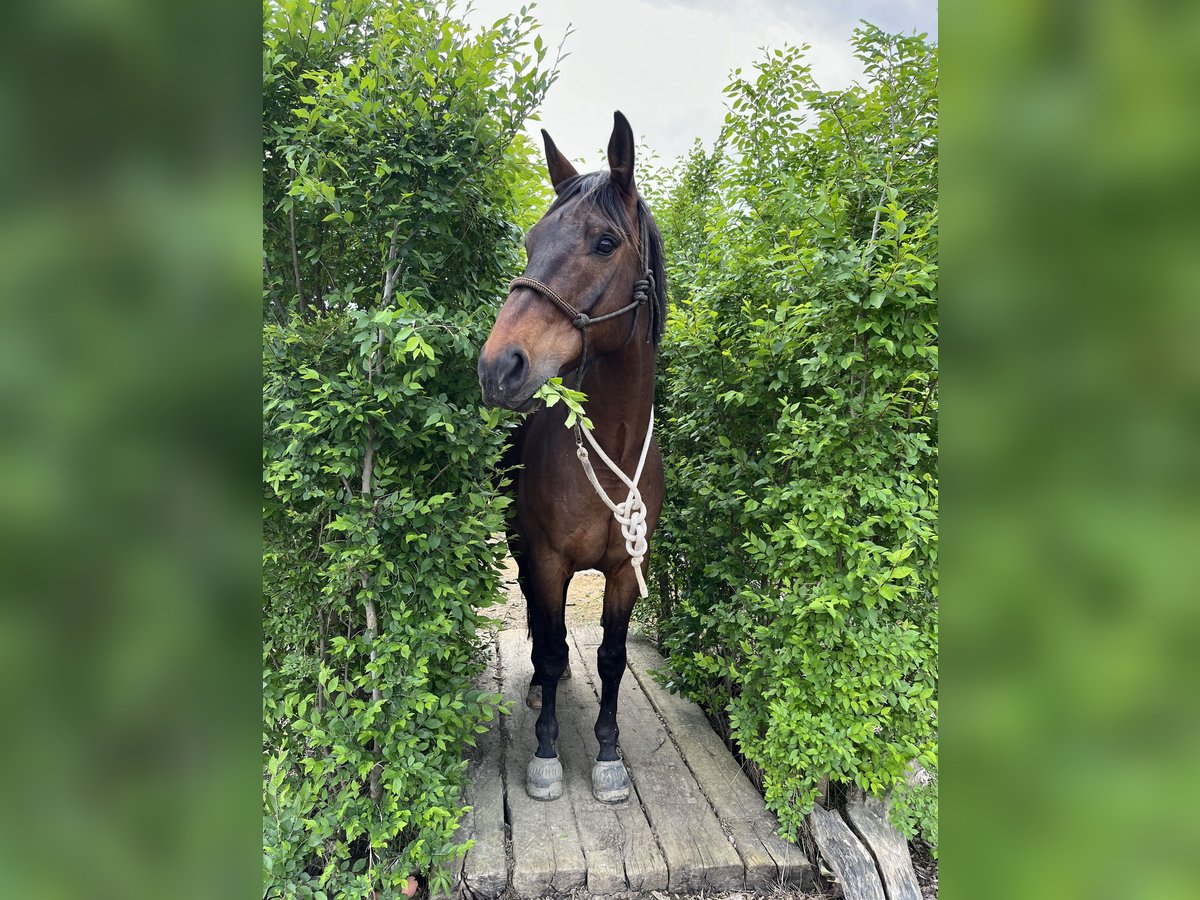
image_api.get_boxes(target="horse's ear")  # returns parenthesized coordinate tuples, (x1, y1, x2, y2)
(541, 129, 578, 193)
(607, 110, 636, 196)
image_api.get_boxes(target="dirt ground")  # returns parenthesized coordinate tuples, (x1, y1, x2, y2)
(482, 554, 608, 632)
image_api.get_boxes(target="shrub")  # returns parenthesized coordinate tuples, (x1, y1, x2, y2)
(891, 765, 939, 858)
(261, 2, 554, 896)
(650, 26, 938, 843)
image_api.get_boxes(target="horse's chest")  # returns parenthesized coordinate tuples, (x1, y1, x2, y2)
(516, 422, 631, 566)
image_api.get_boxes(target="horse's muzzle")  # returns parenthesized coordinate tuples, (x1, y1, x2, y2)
(478, 344, 532, 410)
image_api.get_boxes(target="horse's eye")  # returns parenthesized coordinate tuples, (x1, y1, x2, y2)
(595, 235, 619, 255)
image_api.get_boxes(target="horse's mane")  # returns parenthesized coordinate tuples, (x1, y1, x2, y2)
(547, 171, 669, 346)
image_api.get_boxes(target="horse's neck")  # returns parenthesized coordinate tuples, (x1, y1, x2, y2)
(579, 335, 656, 464)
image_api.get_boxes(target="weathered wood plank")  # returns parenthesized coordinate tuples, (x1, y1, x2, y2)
(459, 634, 508, 899)
(624, 636, 814, 890)
(808, 805, 886, 900)
(555, 650, 669, 894)
(844, 789, 921, 900)
(570, 627, 745, 893)
(497, 631, 587, 897)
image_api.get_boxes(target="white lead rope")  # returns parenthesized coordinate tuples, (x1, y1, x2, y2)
(575, 407, 655, 598)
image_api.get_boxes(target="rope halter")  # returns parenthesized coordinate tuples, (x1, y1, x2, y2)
(507, 268, 655, 392)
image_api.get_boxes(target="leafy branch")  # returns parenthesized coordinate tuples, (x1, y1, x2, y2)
(533, 377, 593, 430)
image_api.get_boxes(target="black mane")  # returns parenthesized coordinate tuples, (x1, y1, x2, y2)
(547, 171, 669, 346)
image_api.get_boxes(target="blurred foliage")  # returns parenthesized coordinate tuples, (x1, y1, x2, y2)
(647, 26, 938, 845)
(0, 1, 261, 899)
(261, 1, 554, 896)
(943, 2, 1200, 897)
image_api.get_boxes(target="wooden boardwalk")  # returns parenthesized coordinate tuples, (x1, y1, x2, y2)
(453, 626, 813, 897)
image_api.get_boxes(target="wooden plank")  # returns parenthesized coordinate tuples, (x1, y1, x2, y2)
(808, 805, 886, 900)
(624, 637, 814, 890)
(497, 631, 587, 897)
(844, 790, 921, 900)
(459, 634, 508, 899)
(570, 627, 745, 893)
(555, 643, 669, 894)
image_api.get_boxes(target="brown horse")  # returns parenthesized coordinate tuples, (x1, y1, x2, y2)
(477, 112, 667, 803)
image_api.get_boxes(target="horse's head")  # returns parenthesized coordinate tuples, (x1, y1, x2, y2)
(478, 111, 664, 410)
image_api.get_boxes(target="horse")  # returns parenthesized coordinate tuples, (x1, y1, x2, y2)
(477, 111, 667, 803)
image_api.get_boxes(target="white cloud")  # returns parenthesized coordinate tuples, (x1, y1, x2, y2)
(464, 0, 936, 168)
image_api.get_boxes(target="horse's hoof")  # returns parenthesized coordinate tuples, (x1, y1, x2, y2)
(527, 755, 563, 801)
(592, 759, 630, 803)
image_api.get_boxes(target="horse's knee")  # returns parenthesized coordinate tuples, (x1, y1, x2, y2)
(596, 642, 627, 682)
(535, 629, 570, 680)
(541, 651, 569, 682)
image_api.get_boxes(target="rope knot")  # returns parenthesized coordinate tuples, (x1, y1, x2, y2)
(614, 496, 649, 559)
(573, 408, 656, 599)
(631, 278, 651, 305)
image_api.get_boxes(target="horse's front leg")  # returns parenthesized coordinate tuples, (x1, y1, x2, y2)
(592, 566, 638, 803)
(526, 553, 570, 801)
(525, 570, 573, 710)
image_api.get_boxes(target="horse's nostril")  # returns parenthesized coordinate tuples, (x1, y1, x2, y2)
(502, 347, 528, 393)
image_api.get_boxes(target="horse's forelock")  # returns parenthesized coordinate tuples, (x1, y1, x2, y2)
(548, 172, 633, 238)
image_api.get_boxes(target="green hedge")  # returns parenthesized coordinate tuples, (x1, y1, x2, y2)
(650, 26, 938, 848)
(262, 2, 553, 896)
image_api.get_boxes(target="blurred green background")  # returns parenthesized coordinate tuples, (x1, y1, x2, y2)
(0, 1, 261, 898)
(944, 1, 1200, 897)
(0, 0, 1197, 897)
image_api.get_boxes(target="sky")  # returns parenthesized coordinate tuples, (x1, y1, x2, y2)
(464, 0, 937, 168)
